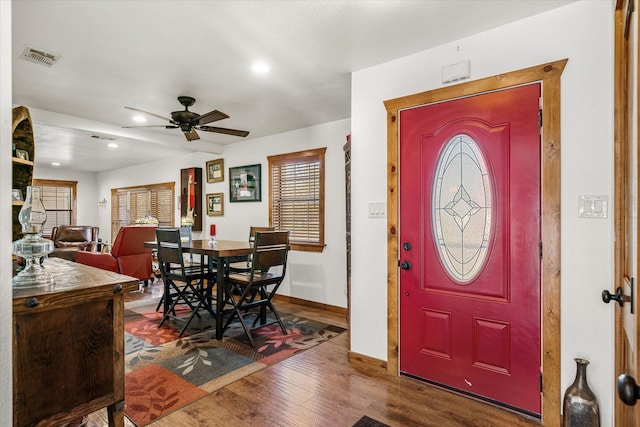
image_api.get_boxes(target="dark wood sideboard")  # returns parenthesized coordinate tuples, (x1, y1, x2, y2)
(12, 257, 138, 427)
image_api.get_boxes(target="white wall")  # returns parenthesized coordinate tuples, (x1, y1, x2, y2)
(350, 1, 615, 424)
(0, 1, 12, 425)
(96, 152, 201, 242)
(4, 1, 615, 424)
(34, 166, 99, 228)
(97, 119, 350, 307)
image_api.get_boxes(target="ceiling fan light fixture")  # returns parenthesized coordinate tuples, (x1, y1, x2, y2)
(123, 97, 249, 141)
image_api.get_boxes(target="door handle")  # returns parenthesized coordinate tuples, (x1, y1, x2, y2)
(602, 287, 628, 306)
(602, 279, 634, 313)
(618, 374, 640, 406)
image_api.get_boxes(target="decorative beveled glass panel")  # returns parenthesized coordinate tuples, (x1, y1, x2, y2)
(432, 134, 492, 283)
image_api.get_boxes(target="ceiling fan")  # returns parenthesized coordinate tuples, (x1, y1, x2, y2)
(124, 96, 249, 141)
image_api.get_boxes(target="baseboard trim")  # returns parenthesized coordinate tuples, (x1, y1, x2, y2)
(273, 294, 347, 316)
(348, 350, 387, 372)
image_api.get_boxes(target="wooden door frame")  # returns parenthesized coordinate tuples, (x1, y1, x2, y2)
(613, 0, 636, 425)
(384, 59, 566, 426)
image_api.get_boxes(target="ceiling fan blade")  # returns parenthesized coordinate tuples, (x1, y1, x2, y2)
(195, 109, 229, 125)
(198, 125, 250, 137)
(124, 106, 172, 122)
(184, 129, 200, 141)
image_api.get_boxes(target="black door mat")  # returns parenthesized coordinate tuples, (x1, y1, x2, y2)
(352, 415, 391, 427)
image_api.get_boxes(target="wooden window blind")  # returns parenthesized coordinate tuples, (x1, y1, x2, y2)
(152, 189, 174, 225)
(268, 148, 326, 252)
(111, 182, 175, 242)
(32, 179, 77, 238)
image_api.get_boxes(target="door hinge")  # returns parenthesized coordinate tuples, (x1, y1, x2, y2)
(539, 241, 543, 259)
(539, 109, 543, 128)
(540, 372, 543, 392)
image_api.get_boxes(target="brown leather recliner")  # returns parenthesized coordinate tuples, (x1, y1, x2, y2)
(49, 225, 99, 261)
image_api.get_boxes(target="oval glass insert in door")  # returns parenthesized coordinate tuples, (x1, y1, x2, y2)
(432, 133, 492, 283)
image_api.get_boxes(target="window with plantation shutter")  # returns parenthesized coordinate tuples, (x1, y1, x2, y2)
(32, 179, 77, 238)
(268, 148, 326, 252)
(152, 189, 173, 225)
(111, 182, 175, 242)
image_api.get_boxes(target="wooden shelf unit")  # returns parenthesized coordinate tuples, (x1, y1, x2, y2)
(12, 107, 35, 241)
(12, 157, 34, 167)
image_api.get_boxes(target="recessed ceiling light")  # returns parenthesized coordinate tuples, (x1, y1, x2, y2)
(133, 115, 147, 123)
(51, 162, 61, 167)
(251, 61, 270, 74)
(107, 143, 118, 148)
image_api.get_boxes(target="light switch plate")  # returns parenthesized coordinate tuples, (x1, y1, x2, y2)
(368, 202, 387, 218)
(578, 195, 608, 219)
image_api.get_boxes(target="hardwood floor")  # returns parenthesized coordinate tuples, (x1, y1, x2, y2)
(85, 282, 541, 427)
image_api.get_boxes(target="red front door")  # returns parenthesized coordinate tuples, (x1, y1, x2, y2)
(399, 83, 541, 415)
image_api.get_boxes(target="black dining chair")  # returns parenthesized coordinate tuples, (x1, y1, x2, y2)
(155, 227, 217, 336)
(223, 230, 290, 347)
(228, 226, 274, 273)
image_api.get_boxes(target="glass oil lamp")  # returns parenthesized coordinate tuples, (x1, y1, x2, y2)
(12, 186, 55, 287)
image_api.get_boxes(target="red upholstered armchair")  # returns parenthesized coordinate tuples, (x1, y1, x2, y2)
(76, 225, 157, 284)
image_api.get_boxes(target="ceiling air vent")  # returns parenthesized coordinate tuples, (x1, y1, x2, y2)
(90, 134, 117, 141)
(19, 47, 59, 67)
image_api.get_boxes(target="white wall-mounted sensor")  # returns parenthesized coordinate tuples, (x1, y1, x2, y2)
(442, 60, 471, 84)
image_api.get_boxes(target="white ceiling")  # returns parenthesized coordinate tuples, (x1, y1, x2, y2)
(12, 0, 575, 172)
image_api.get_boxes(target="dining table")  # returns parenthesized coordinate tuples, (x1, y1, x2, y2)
(145, 238, 253, 340)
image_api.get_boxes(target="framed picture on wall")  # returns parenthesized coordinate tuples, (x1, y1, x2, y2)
(11, 189, 22, 201)
(206, 192, 224, 216)
(229, 164, 261, 202)
(15, 149, 29, 161)
(206, 158, 224, 183)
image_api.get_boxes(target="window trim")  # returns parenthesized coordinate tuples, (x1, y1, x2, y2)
(268, 148, 326, 253)
(32, 179, 77, 237)
(111, 181, 175, 241)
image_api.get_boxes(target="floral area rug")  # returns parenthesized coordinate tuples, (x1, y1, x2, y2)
(123, 301, 346, 426)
